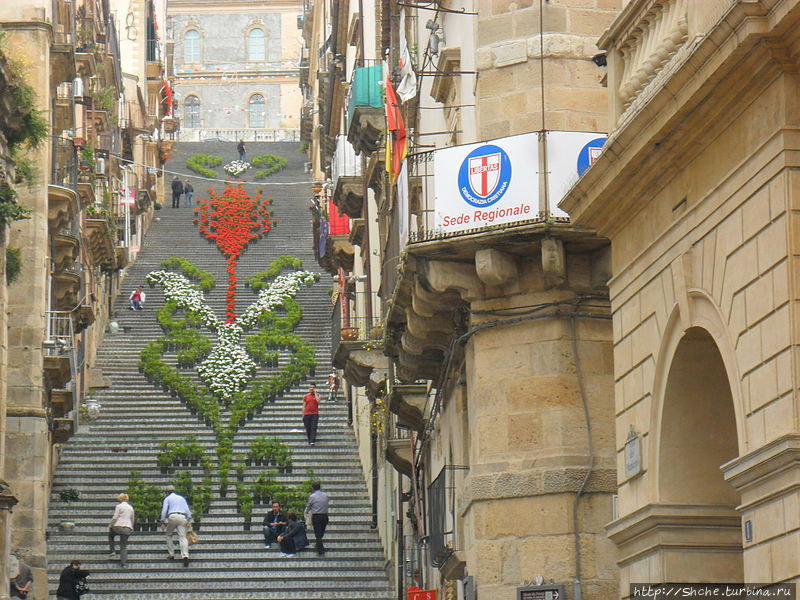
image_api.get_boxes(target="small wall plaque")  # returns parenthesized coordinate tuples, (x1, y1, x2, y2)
(625, 427, 643, 479)
(517, 585, 565, 600)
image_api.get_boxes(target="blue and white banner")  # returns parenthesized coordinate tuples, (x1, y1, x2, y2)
(434, 133, 539, 234)
(546, 131, 606, 217)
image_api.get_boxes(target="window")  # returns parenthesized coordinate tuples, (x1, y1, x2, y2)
(248, 94, 265, 128)
(184, 30, 200, 63)
(184, 95, 200, 128)
(248, 28, 265, 61)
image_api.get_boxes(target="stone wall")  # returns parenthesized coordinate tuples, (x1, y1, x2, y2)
(475, 1, 620, 139)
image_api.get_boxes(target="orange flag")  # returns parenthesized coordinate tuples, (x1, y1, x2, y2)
(385, 73, 407, 183)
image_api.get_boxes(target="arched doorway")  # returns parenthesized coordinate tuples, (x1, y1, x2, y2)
(658, 327, 743, 581)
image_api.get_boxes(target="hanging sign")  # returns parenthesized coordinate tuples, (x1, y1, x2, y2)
(434, 133, 539, 234)
(120, 189, 136, 206)
(546, 131, 606, 218)
(408, 587, 437, 600)
(518, 584, 565, 600)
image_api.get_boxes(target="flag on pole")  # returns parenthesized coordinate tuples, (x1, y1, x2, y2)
(385, 65, 407, 183)
(396, 9, 418, 103)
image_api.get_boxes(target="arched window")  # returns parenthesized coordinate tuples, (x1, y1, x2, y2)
(184, 95, 200, 128)
(184, 30, 200, 63)
(248, 94, 265, 128)
(248, 28, 265, 61)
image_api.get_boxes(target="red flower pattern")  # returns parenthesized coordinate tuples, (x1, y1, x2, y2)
(195, 184, 272, 322)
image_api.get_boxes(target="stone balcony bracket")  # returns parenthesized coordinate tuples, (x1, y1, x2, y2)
(346, 106, 384, 156)
(77, 181, 96, 208)
(333, 340, 389, 389)
(51, 417, 76, 443)
(85, 218, 118, 268)
(385, 437, 413, 477)
(0, 479, 18, 512)
(333, 175, 365, 219)
(74, 303, 96, 333)
(49, 388, 74, 418)
(388, 383, 428, 434)
(53, 231, 81, 273)
(44, 355, 72, 391)
(53, 270, 81, 310)
(349, 218, 366, 246)
(48, 185, 80, 231)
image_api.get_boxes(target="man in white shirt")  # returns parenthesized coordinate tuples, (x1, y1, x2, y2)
(159, 485, 193, 566)
(109, 492, 135, 567)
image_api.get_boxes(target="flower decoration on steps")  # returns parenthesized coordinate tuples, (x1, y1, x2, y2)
(141, 183, 321, 508)
(195, 183, 272, 322)
(222, 160, 250, 176)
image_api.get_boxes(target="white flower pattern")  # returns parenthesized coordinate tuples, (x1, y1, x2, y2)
(147, 269, 318, 399)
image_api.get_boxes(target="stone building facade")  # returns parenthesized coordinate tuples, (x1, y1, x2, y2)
(0, 0, 164, 595)
(302, 1, 622, 599)
(563, 0, 800, 593)
(167, 0, 302, 142)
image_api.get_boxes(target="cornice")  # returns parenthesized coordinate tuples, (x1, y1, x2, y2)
(562, 0, 800, 238)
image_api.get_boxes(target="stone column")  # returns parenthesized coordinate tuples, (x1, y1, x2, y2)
(3, 23, 54, 600)
(426, 244, 617, 599)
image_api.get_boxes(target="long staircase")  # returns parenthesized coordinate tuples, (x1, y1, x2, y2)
(47, 143, 393, 599)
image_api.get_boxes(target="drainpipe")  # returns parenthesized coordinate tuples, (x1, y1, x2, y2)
(397, 484, 405, 600)
(370, 429, 378, 529)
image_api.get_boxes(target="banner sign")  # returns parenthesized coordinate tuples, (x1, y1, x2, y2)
(407, 587, 437, 600)
(120, 188, 136, 207)
(434, 133, 539, 234)
(546, 131, 606, 217)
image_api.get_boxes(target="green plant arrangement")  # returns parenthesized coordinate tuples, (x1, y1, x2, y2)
(186, 154, 223, 178)
(235, 482, 254, 529)
(160, 257, 216, 291)
(127, 470, 163, 530)
(245, 436, 292, 472)
(246, 256, 303, 291)
(157, 435, 211, 472)
(250, 154, 287, 180)
(59, 488, 81, 504)
(299, 141, 309, 154)
(93, 86, 116, 111)
(5, 247, 21, 285)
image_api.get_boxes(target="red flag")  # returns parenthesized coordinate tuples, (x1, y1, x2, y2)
(385, 74, 407, 183)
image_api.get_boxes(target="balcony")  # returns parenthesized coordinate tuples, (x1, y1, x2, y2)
(53, 230, 81, 272)
(50, 389, 74, 418)
(385, 426, 413, 477)
(346, 61, 384, 156)
(388, 384, 428, 434)
(332, 134, 365, 218)
(52, 417, 76, 443)
(53, 266, 82, 310)
(44, 355, 72, 390)
(76, 181, 96, 208)
(73, 303, 96, 333)
(333, 313, 388, 396)
(48, 185, 80, 231)
(85, 218, 118, 269)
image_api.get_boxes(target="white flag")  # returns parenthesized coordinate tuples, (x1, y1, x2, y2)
(396, 9, 418, 103)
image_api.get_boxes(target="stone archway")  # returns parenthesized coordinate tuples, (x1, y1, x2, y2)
(657, 326, 743, 582)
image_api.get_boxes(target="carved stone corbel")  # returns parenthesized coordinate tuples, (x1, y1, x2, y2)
(541, 237, 566, 288)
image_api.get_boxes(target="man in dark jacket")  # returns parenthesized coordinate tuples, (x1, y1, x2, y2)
(277, 512, 308, 557)
(262, 501, 288, 547)
(171, 176, 183, 208)
(237, 139, 246, 161)
(56, 560, 89, 600)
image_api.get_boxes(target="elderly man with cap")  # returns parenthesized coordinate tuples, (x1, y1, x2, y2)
(159, 484, 193, 567)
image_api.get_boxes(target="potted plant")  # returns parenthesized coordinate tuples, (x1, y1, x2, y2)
(341, 326, 359, 340)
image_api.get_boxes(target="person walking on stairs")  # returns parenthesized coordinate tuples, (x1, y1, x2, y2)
(56, 560, 90, 600)
(276, 512, 309, 557)
(305, 481, 329, 556)
(160, 485, 193, 567)
(171, 176, 183, 208)
(237, 139, 246, 162)
(184, 179, 194, 207)
(302, 383, 321, 445)
(108, 492, 134, 567)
